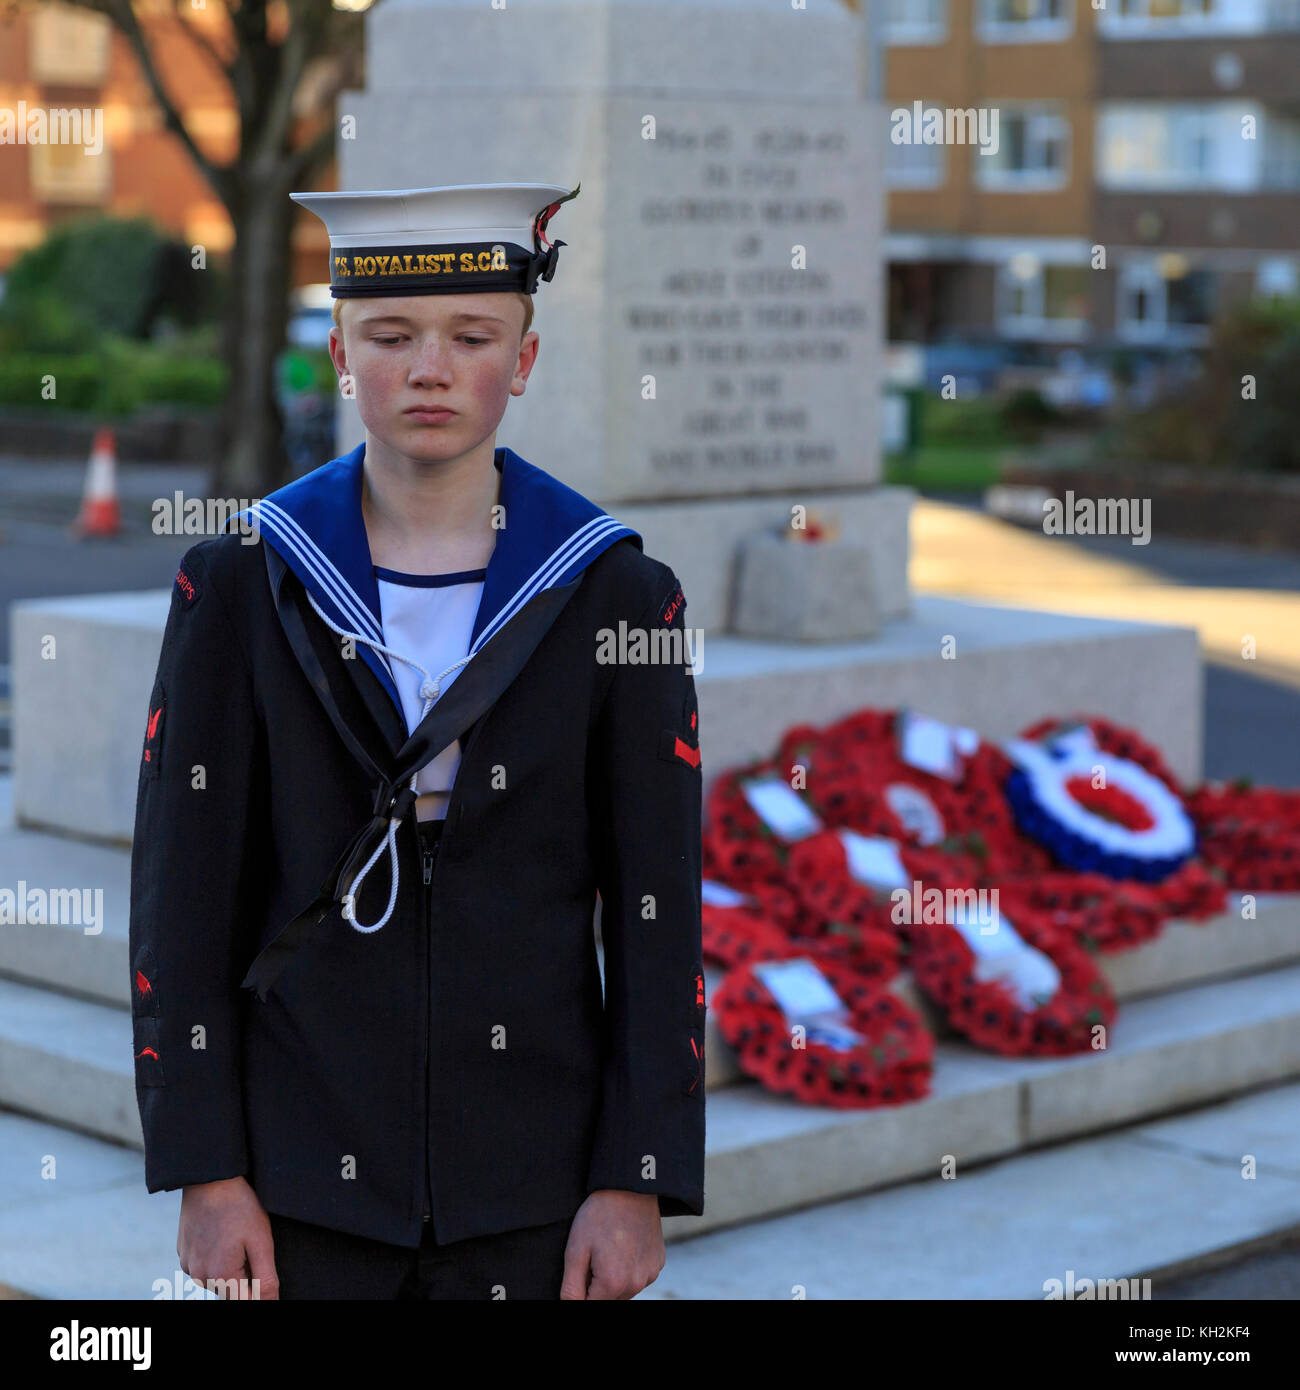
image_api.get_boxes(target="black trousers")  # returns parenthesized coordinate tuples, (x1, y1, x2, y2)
(267, 1208, 578, 1300)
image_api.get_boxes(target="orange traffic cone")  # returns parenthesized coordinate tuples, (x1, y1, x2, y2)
(71, 427, 123, 538)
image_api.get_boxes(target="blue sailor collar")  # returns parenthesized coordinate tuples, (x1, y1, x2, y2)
(224, 442, 640, 716)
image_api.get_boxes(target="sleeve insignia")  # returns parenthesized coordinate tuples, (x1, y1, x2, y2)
(659, 581, 686, 626)
(174, 561, 200, 609)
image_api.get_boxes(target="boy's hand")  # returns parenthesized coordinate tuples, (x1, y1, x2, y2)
(178, 1176, 279, 1300)
(560, 1190, 665, 1299)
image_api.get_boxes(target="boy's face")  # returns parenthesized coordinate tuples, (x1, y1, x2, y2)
(329, 292, 537, 464)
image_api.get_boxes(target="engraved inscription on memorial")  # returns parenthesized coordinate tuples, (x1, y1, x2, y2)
(621, 120, 870, 482)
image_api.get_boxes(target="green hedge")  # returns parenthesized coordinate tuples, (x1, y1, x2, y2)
(0, 346, 227, 414)
(918, 394, 1008, 447)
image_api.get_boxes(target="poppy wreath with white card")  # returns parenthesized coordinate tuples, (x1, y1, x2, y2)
(781, 709, 1051, 880)
(779, 828, 911, 982)
(899, 896, 1117, 1057)
(710, 954, 934, 1109)
(702, 762, 877, 939)
(702, 758, 807, 888)
(778, 823, 1119, 1057)
(710, 771, 908, 978)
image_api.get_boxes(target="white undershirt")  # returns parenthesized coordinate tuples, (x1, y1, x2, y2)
(373, 564, 485, 822)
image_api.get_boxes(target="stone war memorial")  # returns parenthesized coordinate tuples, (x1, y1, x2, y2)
(11, 0, 1277, 1304)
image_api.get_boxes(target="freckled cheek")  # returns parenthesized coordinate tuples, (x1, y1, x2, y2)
(353, 353, 409, 407)
(466, 355, 518, 408)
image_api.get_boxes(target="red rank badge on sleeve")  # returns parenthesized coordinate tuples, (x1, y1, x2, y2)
(659, 677, 701, 770)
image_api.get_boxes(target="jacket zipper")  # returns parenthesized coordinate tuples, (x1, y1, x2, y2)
(421, 832, 437, 1224)
(412, 716, 489, 1231)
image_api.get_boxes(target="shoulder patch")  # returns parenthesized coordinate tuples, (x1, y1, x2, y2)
(173, 561, 200, 609)
(659, 580, 686, 626)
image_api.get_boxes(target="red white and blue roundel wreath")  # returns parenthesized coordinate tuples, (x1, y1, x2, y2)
(1001, 725, 1197, 883)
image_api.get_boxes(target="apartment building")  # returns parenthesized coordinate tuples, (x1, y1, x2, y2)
(0, 2, 328, 286)
(885, 0, 1300, 362)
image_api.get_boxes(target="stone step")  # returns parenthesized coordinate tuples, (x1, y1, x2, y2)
(0, 976, 141, 1148)
(0, 780, 131, 1008)
(662, 961, 1300, 1240)
(647, 1079, 1300, 1299)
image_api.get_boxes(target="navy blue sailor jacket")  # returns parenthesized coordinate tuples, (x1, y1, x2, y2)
(128, 442, 706, 1248)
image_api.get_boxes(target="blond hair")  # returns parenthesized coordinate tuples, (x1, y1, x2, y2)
(331, 293, 534, 338)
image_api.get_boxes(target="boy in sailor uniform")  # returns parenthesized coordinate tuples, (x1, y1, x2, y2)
(128, 183, 706, 1299)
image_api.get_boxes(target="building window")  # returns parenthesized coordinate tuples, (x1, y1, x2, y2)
(976, 105, 1071, 190)
(1097, 102, 1295, 191)
(998, 257, 1089, 339)
(1118, 259, 1214, 343)
(1099, 0, 1217, 34)
(885, 0, 949, 44)
(1121, 0, 1212, 16)
(29, 5, 111, 85)
(1256, 258, 1298, 298)
(1097, 105, 1218, 190)
(978, 0, 1073, 42)
(1101, 0, 1300, 32)
(886, 104, 948, 188)
(28, 140, 111, 203)
(1261, 115, 1300, 190)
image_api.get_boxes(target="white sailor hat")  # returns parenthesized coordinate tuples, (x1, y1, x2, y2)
(289, 181, 580, 298)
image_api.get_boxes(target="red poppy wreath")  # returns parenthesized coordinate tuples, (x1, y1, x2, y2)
(710, 953, 934, 1109)
(899, 897, 1118, 1056)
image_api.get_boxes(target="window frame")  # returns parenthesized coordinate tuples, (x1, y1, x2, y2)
(977, 0, 1074, 44)
(975, 103, 1072, 192)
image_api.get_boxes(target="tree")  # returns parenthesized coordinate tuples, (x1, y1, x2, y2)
(32, 0, 372, 495)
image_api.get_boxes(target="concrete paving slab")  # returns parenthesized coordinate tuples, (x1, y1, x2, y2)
(0, 1108, 142, 1217)
(0, 1111, 185, 1301)
(649, 1081, 1300, 1299)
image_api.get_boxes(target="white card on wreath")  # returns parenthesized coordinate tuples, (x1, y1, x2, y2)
(949, 906, 1062, 1009)
(837, 830, 910, 892)
(899, 711, 964, 780)
(948, 899, 1023, 956)
(753, 959, 865, 1050)
(701, 880, 752, 908)
(974, 950, 1061, 1012)
(740, 776, 823, 841)
(884, 782, 947, 846)
(951, 724, 981, 757)
(805, 1020, 865, 1052)
(753, 958, 846, 1018)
